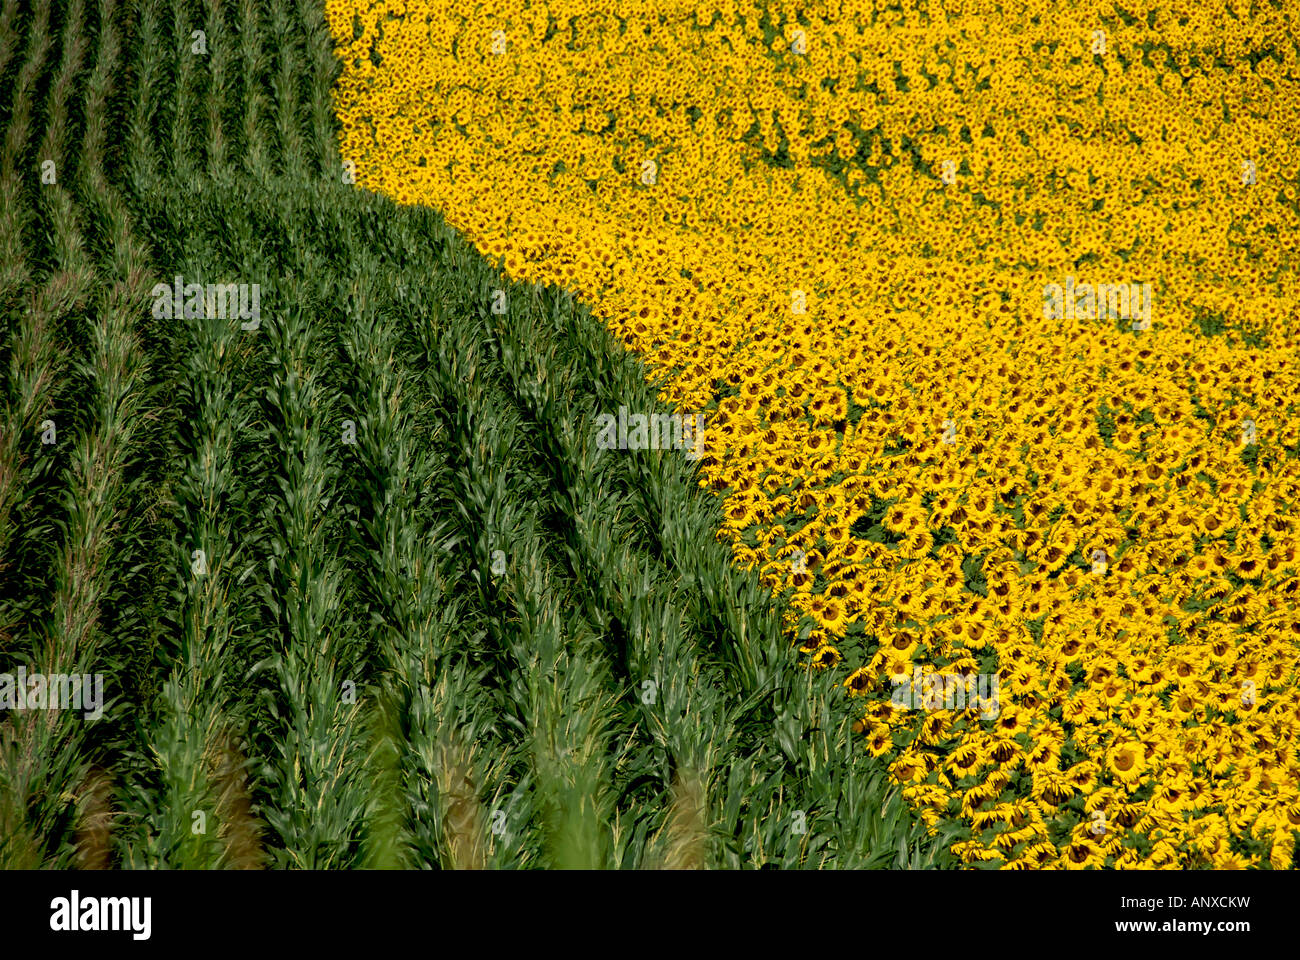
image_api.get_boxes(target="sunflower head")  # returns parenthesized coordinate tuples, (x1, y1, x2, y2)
(1106, 740, 1146, 786)
(843, 667, 873, 696)
(809, 645, 842, 669)
(1062, 838, 1105, 869)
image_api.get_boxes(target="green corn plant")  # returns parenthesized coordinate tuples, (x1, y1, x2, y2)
(269, 0, 306, 179)
(125, 0, 166, 191)
(421, 330, 548, 867)
(363, 267, 542, 871)
(120, 283, 261, 869)
(338, 271, 496, 870)
(254, 299, 368, 868)
(0, 0, 21, 94)
(0, 0, 52, 178)
(361, 688, 408, 870)
(493, 332, 716, 866)
(466, 283, 752, 870)
(427, 305, 633, 869)
(0, 239, 152, 869)
(509, 542, 618, 871)
(0, 269, 90, 632)
(486, 275, 761, 871)
(76, 0, 125, 252)
(402, 656, 512, 870)
(236, 0, 271, 175)
(35, 0, 87, 194)
(1, 0, 147, 852)
(297, 0, 341, 179)
(0, 174, 29, 308)
(169, 0, 199, 180)
(204, 0, 232, 174)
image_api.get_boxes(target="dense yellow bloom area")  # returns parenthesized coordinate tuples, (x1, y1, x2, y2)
(325, 0, 1300, 868)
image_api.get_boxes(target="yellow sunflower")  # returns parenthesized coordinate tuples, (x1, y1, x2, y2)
(809, 645, 842, 669)
(842, 666, 873, 697)
(1062, 838, 1105, 869)
(1107, 740, 1146, 787)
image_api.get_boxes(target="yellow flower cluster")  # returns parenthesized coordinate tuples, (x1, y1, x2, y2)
(326, 0, 1300, 868)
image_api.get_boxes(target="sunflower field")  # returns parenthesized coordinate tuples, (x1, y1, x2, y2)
(1, 0, 1298, 873)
